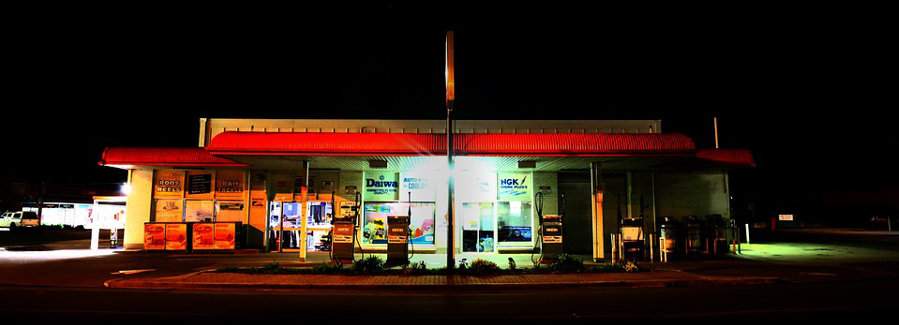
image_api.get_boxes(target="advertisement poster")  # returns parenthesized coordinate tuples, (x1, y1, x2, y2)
(215, 201, 245, 222)
(154, 170, 184, 199)
(214, 223, 236, 249)
(215, 170, 246, 200)
(498, 172, 532, 201)
(185, 200, 214, 222)
(364, 171, 398, 202)
(400, 171, 436, 201)
(144, 223, 166, 250)
(409, 203, 436, 245)
(154, 199, 183, 222)
(186, 171, 214, 199)
(165, 223, 187, 250)
(192, 223, 215, 250)
(362, 203, 389, 244)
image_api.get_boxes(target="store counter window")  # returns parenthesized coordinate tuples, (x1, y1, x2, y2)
(497, 201, 533, 243)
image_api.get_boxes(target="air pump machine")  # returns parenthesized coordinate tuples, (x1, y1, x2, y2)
(536, 191, 566, 263)
(332, 191, 361, 264)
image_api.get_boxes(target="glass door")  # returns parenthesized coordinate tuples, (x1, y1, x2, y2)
(461, 202, 495, 253)
(268, 201, 303, 251)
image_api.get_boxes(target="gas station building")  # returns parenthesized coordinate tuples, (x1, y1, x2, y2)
(99, 118, 753, 261)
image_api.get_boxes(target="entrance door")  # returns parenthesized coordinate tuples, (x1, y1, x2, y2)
(558, 171, 592, 254)
(268, 201, 302, 251)
(461, 202, 495, 253)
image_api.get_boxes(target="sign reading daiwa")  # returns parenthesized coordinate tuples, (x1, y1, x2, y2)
(498, 172, 531, 201)
(364, 171, 398, 201)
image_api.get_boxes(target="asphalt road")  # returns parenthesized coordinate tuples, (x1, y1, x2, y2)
(1, 229, 898, 322)
(1, 280, 896, 322)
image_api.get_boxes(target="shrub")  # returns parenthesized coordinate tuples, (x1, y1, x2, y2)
(549, 254, 585, 273)
(402, 261, 430, 275)
(261, 261, 281, 272)
(507, 257, 517, 271)
(353, 256, 385, 274)
(312, 263, 343, 274)
(467, 259, 501, 275)
(623, 261, 640, 273)
(457, 258, 469, 271)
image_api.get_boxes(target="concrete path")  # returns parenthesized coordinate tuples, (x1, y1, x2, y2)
(105, 268, 782, 290)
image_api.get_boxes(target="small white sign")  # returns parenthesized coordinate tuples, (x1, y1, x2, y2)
(779, 214, 794, 221)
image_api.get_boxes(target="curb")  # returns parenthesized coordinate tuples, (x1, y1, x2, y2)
(104, 275, 783, 291)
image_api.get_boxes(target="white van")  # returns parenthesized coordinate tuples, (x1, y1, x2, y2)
(0, 211, 40, 229)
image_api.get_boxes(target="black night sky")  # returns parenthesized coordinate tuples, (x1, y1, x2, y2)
(4, 4, 898, 222)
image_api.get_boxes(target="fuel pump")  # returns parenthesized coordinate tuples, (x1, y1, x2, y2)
(535, 191, 565, 264)
(332, 191, 361, 264)
(385, 192, 413, 266)
(386, 215, 410, 266)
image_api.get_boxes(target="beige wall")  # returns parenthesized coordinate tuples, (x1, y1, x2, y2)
(655, 171, 730, 220)
(124, 169, 153, 249)
(533, 172, 558, 216)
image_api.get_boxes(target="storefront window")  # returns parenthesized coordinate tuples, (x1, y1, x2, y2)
(362, 202, 435, 245)
(306, 201, 333, 227)
(462, 202, 495, 252)
(497, 201, 532, 243)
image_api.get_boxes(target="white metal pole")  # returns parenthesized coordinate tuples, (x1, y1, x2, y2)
(745, 223, 751, 244)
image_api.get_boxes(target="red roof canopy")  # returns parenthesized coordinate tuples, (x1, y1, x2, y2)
(99, 133, 754, 169)
(205, 132, 697, 157)
(696, 149, 756, 167)
(99, 147, 246, 168)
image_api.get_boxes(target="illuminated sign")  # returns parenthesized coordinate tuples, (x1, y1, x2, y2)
(144, 223, 166, 250)
(779, 214, 794, 221)
(214, 223, 236, 249)
(364, 171, 397, 201)
(498, 172, 532, 201)
(165, 223, 188, 251)
(400, 171, 436, 201)
(192, 223, 215, 250)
